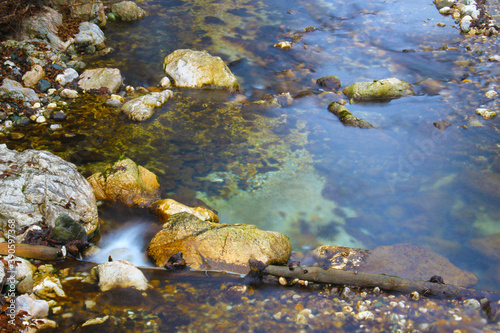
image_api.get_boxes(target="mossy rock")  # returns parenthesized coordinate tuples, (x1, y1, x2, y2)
(342, 78, 414, 102)
(327, 102, 373, 129)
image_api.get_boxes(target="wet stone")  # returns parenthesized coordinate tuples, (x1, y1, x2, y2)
(9, 132, 25, 140)
(51, 111, 67, 121)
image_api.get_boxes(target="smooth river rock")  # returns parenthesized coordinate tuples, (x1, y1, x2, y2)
(90, 260, 148, 292)
(150, 198, 219, 223)
(0, 78, 40, 103)
(0, 145, 99, 236)
(163, 49, 239, 92)
(111, 1, 147, 21)
(343, 78, 414, 102)
(87, 158, 161, 207)
(73, 22, 105, 50)
(148, 212, 292, 274)
(357, 243, 478, 287)
(78, 68, 122, 93)
(121, 90, 173, 121)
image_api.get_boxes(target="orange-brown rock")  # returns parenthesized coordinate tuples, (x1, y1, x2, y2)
(87, 158, 160, 208)
(150, 198, 218, 223)
(148, 212, 291, 274)
(469, 234, 500, 261)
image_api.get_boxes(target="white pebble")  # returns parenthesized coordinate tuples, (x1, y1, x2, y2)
(476, 108, 496, 119)
(36, 116, 46, 123)
(47, 89, 57, 95)
(4, 120, 13, 128)
(355, 311, 374, 320)
(33, 102, 41, 108)
(4, 60, 15, 67)
(489, 55, 500, 62)
(485, 90, 498, 98)
(439, 7, 452, 15)
(279, 277, 287, 285)
(274, 41, 293, 49)
(47, 103, 57, 109)
(160, 77, 172, 88)
(50, 124, 62, 131)
(460, 15, 473, 32)
(410, 291, 420, 301)
(463, 298, 481, 310)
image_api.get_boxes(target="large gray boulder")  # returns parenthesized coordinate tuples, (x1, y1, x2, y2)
(0, 79, 39, 103)
(0, 145, 98, 236)
(111, 1, 147, 21)
(73, 22, 105, 51)
(163, 49, 239, 92)
(121, 90, 173, 121)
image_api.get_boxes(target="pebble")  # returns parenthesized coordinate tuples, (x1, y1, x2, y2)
(4, 60, 15, 67)
(355, 311, 375, 320)
(82, 315, 109, 326)
(9, 132, 25, 140)
(51, 111, 67, 121)
(55, 68, 79, 86)
(60, 89, 78, 99)
(439, 7, 453, 15)
(460, 16, 473, 32)
(279, 277, 287, 285)
(47, 103, 57, 109)
(50, 124, 62, 131)
(33, 102, 41, 108)
(476, 108, 496, 119)
(36, 116, 47, 123)
(485, 90, 498, 98)
(160, 77, 172, 88)
(4, 120, 13, 128)
(489, 55, 500, 61)
(463, 298, 481, 310)
(47, 88, 57, 95)
(37, 79, 51, 93)
(410, 291, 420, 301)
(274, 41, 293, 49)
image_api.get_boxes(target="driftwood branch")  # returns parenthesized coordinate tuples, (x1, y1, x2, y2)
(0, 243, 64, 261)
(257, 263, 500, 301)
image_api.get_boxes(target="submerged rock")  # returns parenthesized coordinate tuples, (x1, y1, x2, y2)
(111, 1, 147, 21)
(148, 212, 292, 274)
(90, 260, 148, 292)
(0, 145, 98, 236)
(0, 78, 40, 103)
(121, 90, 173, 121)
(163, 49, 239, 92)
(327, 102, 373, 128)
(316, 75, 341, 91)
(357, 243, 478, 287)
(470, 235, 500, 261)
(87, 158, 161, 207)
(33, 274, 66, 298)
(78, 68, 122, 93)
(343, 78, 414, 102)
(150, 198, 219, 223)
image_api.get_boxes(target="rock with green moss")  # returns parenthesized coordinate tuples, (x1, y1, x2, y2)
(52, 214, 88, 242)
(148, 212, 292, 274)
(327, 102, 373, 128)
(86, 158, 161, 207)
(343, 78, 414, 102)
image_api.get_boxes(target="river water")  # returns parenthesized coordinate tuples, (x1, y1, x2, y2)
(3, 0, 500, 330)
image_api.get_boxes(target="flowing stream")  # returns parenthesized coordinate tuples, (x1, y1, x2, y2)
(3, 0, 500, 330)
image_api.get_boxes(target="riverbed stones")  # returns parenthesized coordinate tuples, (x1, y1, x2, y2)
(52, 214, 88, 242)
(342, 78, 414, 102)
(90, 260, 148, 292)
(357, 243, 478, 287)
(60, 88, 78, 99)
(55, 68, 79, 86)
(0, 145, 99, 236)
(150, 198, 219, 223)
(86, 158, 161, 207)
(316, 75, 341, 90)
(111, 1, 147, 21)
(33, 274, 66, 298)
(78, 68, 122, 93)
(148, 212, 292, 274)
(0, 78, 40, 103)
(121, 90, 174, 121)
(163, 49, 239, 92)
(327, 102, 373, 128)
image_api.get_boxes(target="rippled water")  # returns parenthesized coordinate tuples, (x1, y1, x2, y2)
(4, 0, 500, 302)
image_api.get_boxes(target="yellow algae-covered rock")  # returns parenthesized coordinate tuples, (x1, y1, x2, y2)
(163, 49, 239, 92)
(150, 198, 219, 223)
(343, 78, 414, 102)
(87, 158, 160, 208)
(148, 212, 291, 274)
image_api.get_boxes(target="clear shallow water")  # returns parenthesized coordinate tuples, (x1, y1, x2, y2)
(3, 0, 500, 295)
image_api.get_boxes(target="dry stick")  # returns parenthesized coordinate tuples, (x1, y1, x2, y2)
(263, 264, 500, 301)
(0, 243, 64, 261)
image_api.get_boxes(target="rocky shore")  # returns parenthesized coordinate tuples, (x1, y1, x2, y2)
(0, 0, 500, 332)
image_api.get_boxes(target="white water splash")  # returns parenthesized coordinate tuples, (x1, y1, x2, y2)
(89, 222, 154, 267)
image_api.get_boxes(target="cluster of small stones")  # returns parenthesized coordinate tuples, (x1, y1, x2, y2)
(36, 263, 500, 332)
(435, 0, 499, 35)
